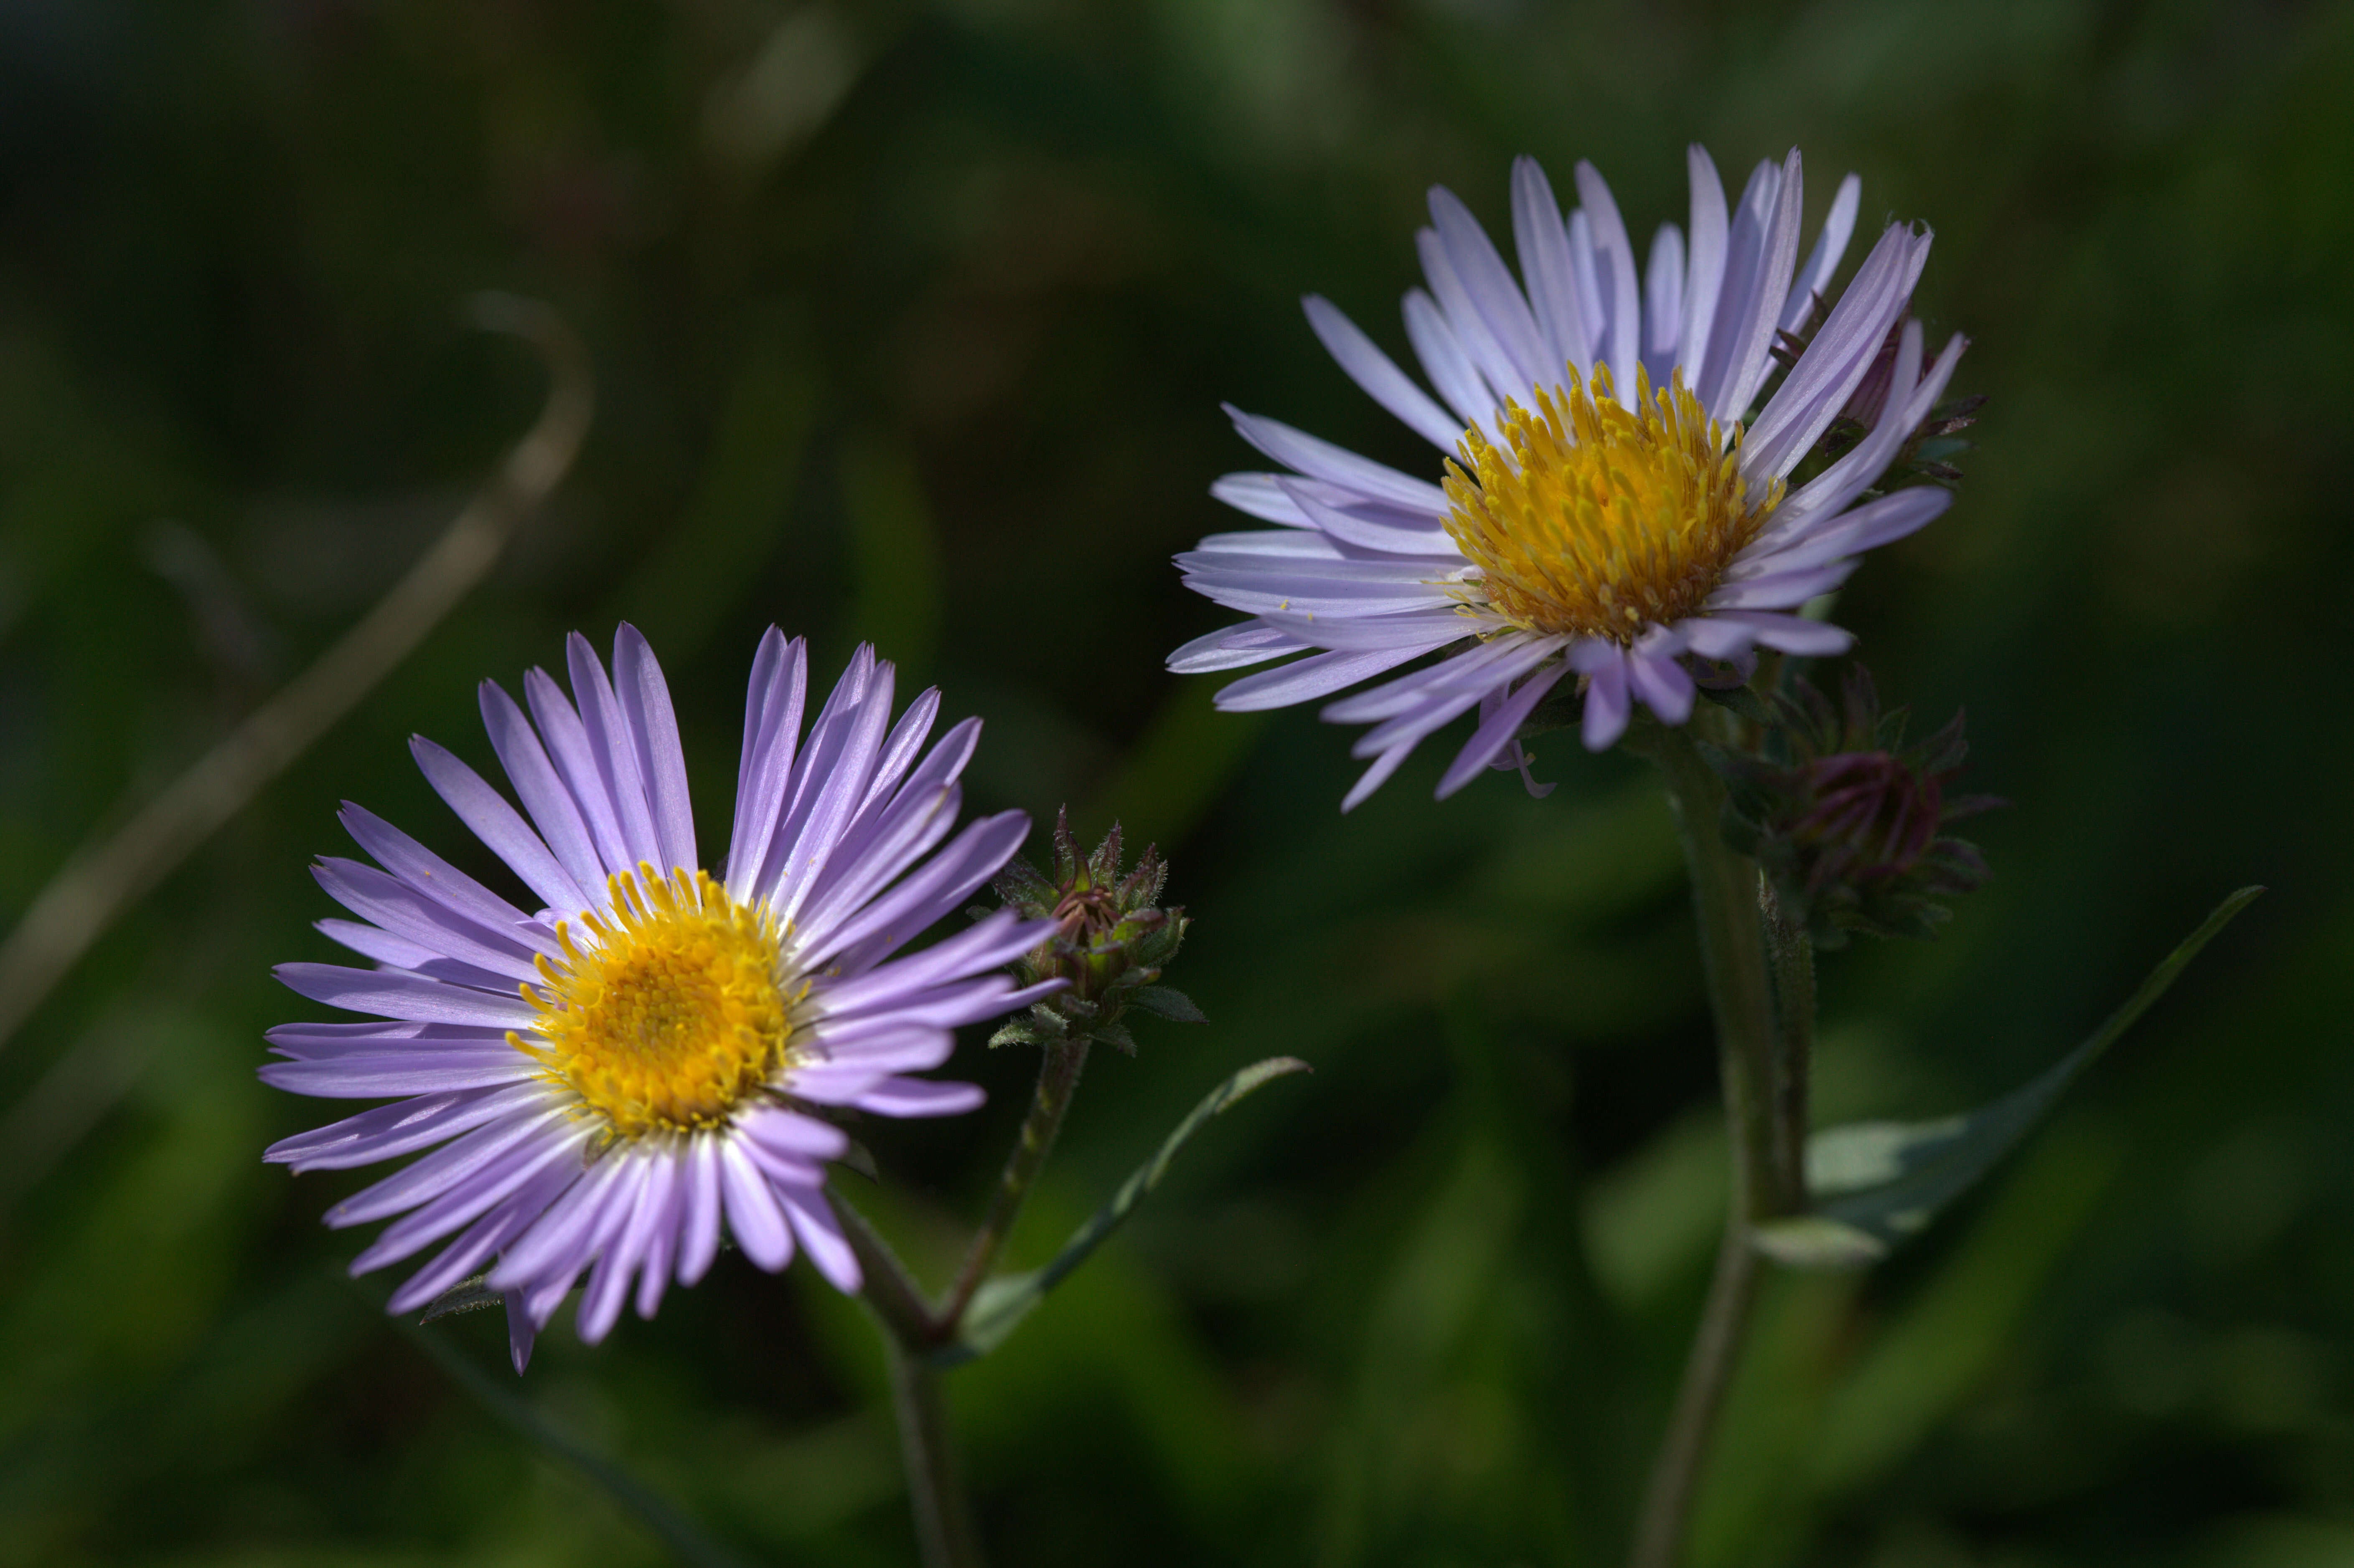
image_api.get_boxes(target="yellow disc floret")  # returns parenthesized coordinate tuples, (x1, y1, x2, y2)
(513, 865, 793, 1139)
(1440, 363, 1783, 643)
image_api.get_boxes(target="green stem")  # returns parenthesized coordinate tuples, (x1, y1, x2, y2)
(938, 1037, 1091, 1332)
(839, 1035, 1096, 1567)
(1627, 1214, 1762, 1568)
(1759, 879, 1817, 1207)
(836, 1196, 938, 1345)
(1627, 721, 1788, 1568)
(1645, 722, 1786, 1219)
(838, 1195, 983, 1564)
(888, 1337, 985, 1568)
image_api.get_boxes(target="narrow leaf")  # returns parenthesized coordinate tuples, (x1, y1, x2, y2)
(836, 1137, 880, 1184)
(1128, 985, 1207, 1024)
(1696, 682, 1773, 726)
(418, 1273, 502, 1324)
(1757, 886, 2262, 1270)
(938, 1055, 1311, 1365)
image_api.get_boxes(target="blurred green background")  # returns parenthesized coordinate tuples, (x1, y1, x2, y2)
(2, 0, 2350, 1563)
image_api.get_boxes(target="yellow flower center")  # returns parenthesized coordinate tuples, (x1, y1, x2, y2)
(512, 866, 796, 1140)
(1440, 364, 1782, 642)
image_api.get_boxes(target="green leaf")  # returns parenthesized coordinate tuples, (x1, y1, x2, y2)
(1754, 886, 2263, 1270)
(417, 1273, 501, 1324)
(836, 1136, 880, 1184)
(1696, 681, 1773, 726)
(1129, 984, 1206, 1023)
(936, 1055, 1311, 1366)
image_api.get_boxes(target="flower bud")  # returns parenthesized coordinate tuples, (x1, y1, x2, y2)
(1810, 313, 1982, 486)
(1714, 668, 1998, 947)
(986, 810, 1199, 1053)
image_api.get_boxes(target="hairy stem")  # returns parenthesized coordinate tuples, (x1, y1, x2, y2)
(888, 1338, 985, 1568)
(836, 1196, 939, 1346)
(1646, 722, 1787, 1218)
(938, 1037, 1091, 1331)
(1628, 1215, 1762, 1568)
(837, 1195, 984, 1563)
(1628, 721, 1788, 1568)
(1760, 879, 1818, 1207)
(841, 1035, 1096, 1566)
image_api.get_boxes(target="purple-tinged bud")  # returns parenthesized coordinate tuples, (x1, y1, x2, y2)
(1789, 751, 1943, 885)
(1713, 668, 1998, 948)
(1782, 313, 1984, 491)
(1840, 316, 1909, 429)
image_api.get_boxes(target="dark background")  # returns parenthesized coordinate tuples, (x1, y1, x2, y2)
(2, 1, 2350, 1564)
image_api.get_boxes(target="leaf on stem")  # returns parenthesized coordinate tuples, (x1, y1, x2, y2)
(935, 1055, 1310, 1366)
(418, 1272, 503, 1324)
(1127, 985, 1207, 1023)
(1754, 886, 2263, 1269)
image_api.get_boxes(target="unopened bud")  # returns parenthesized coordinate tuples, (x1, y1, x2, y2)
(1714, 668, 1998, 948)
(986, 810, 1199, 1054)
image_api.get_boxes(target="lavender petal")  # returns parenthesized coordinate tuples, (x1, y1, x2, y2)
(1780, 171, 1863, 333)
(339, 803, 534, 935)
(1415, 223, 1525, 410)
(677, 1136, 724, 1286)
(481, 679, 609, 901)
(1304, 294, 1461, 449)
(1510, 156, 1591, 382)
(274, 962, 538, 1029)
(724, 628, 808, 895)
(613, 625, 699, 881)
(1167, 620, 1311, 675)
(1339, 740, 1419, 813)
(1580, 654, 1632, 751)
(719, 1140, 794, 1271)
(1679, 144, 1731, 374)
(566, 632, 666, 876)
(1436, 661, 1568, 799)
(1403, 288, 1502, 436)
(850, 1075, 986, 1118)
(1428, 184, 1549, 390)
(1572, 161, 1644, 402)
(411, 737, 592, 919)
(523, 666, 635, 880)
(1642, 222, 1686, 387)
(778, 1182, 861, 1294)
(1224, 406, 1451, 517)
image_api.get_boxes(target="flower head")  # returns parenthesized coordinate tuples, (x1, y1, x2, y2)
(1169, 148, 1969, 808)
(262, 627, 1057, 1368)
(1715, 667, 1998, 947)
(987, 811, 1198, 1055)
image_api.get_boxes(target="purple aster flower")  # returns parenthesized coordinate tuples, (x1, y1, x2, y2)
(262, 627, 1056, 1370)
(1170, 147, 1969, 808)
